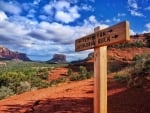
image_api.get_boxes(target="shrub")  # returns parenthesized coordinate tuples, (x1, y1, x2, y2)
(38, 71, 49, 80)
(70, 74, 82, 81)
(30, 77, 49, 89)
(67, 68, 73, 76)
(144, 58, 150, 74)
(114, 74, 127, 83)
(17, 81, 31, 94)
(49, 77, 68, 86)
(133, 53, 150, 61)
(79, 66, 87, 79)
(132, 54, 150, 76)
(70, 66, 93, 81)
(127, 54, 150, 88)
(86, 71, 94, 79)
(0, 86, 14, 100)
(0, 61, 66, 100)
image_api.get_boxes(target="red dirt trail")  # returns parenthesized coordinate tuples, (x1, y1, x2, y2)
(0, 67, 150, 113)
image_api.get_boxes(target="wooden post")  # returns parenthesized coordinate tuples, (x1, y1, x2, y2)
(75, 21, 130, 113)
(94, 27, 107, 113)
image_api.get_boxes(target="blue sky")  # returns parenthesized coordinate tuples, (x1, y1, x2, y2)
(0, 0, 150, 61)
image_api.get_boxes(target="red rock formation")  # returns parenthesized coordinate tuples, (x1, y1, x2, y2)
(0, 46, 30, 61)
(47, 54, 66, 63)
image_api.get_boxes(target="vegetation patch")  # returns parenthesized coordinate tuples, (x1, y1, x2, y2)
(127, 54, 150, 88)
(0, 61, 66, 100)
(69, 66, 93, 81)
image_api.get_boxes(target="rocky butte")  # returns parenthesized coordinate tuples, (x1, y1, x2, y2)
(47, 54, 67, 63)
(0, 46, 31, 61)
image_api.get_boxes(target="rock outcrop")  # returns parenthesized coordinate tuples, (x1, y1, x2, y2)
(87, 53, 94, 60)
(0, 46, 31, 61)
(47, 54, 67, 63)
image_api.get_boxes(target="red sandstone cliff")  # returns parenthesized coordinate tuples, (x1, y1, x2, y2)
(0, 46, 31, 61)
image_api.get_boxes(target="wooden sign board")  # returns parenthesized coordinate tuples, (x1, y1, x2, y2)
(75, 21, 130, 51)
(75, 21, 130, 113)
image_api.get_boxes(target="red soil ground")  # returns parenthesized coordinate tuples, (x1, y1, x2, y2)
(48, 67, 68, 81)
(0, 67, 150, 113)
(108, 47, 150, 61)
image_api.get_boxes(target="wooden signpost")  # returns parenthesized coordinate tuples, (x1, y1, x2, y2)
(75, 21, 130, 113)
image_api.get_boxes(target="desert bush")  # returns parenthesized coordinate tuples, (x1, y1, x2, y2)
(30, 76, 49, 89)
(79, 66, 87, 79)
(70, 73, 82, 81)
(132, 54, 150, 61)
(144, 58, 150, 74)
(127, 54, 150, 88)
(132, 54, 150, 75)
(67, 68, 73, 76)
(0, 61, 67, 100)
(127, 75, 144, 88)
(17, 81, 31, 94)
(70, 66, 93, 81)
(49, 77, 68, 86)
(145, 36, 150, 47)
(109, 41, 146, 49)
(86, 71, 94, 79)
(0, 86, 14, 100)
(36, 68, 49, 80)
(114, 74, 127, 83)
(131, 41, 145, 47)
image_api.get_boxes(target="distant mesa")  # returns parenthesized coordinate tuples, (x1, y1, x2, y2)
(47, 54, 67, 63)
(0, 46, 31, 61)
(87, 52, 94, 60)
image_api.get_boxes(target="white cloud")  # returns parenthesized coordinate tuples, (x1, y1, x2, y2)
(90, 0, 95, 2)
(127, 0, 145, 17)
(145, 23, 150, 29)
(43, 3, 54, 15)
(113, 17, 121, 22)
(143, 23, 150, 33)
(0, 12, 108, 61)
(43, 0, 94, 23)
(117, 13, 126, 17)
(22, 3, 34, 11)
(44, 1, 80, 23)
(105, 19, 111, 23)
(80, 4, 94, 11)
(145, 6, 150, 10)
(128, 0, 138, 9)
(0, 15, 39, 51)
(39, 15, 48, 20)
(33, 0, 41, 5)
(27, 15, 108, 60)
(0, 1, 21, 14)
(55, 6, 80, 23)
(130, 29, 136, 35)
(55, 1, 70, 10)
(0, 11, 8, 22)
(27, 9, 36, 18)
(130, 10, 144, 17)
(89, 15, 97, 23)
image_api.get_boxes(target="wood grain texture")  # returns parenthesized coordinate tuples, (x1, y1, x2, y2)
(94, 46, 107, 113)
(94, 27, 107, 113)
(75, 21, 130, 51)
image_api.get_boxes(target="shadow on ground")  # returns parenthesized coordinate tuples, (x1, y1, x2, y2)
(2, 97, 93, 113)
(108, 81, 150, 113)
(1, 81, 150, 113)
